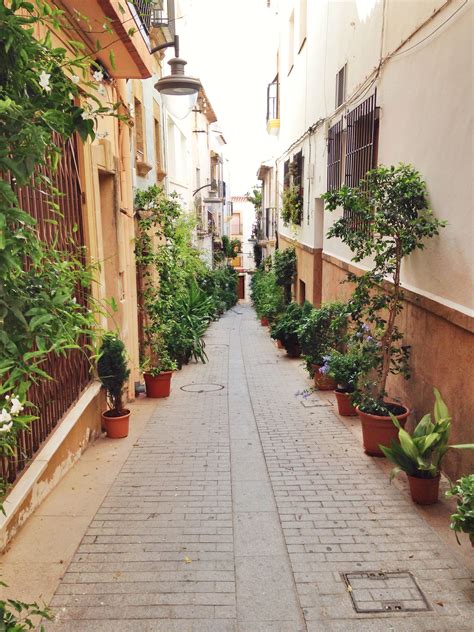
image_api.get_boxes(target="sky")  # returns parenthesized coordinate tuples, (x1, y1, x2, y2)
(176, 0, 279, 195)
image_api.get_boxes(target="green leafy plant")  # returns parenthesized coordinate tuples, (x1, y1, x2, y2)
(322, 348, 370, 392)
(97, 333, 130, 415)
(323, 164, 446, 415)
(281, 184, 303, 226)
(380, 388, 474, 479)
(446, 475, 474, 545)
(270, 301, 313, 351)
(250, 269, 285, 322)
(221, 235, 242, 260)
(0, 582, 52, 631)
(247, 185, 264, 241)
(273, 247, 297, 304)
(297, 301, 349, 373)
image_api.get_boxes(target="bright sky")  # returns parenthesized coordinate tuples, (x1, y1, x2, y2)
(177, 0, 278, 195)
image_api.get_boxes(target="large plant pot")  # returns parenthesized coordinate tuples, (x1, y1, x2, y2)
(312, 364, 337, 391)
(260, 316, 269, 326)
(144, 371, 173, 398)
(285, 342, 301, 358)
(357, 405, 410, 456)
(335, 389, 357, 416)
(276, 339, 284, 349)
(407, 474, 440, 505)
(102, 409, 130, 439)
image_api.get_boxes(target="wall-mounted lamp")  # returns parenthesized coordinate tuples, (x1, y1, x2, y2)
(152, 35, 201, 120)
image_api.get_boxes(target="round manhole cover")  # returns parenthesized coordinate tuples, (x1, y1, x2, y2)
(180, 383, 225, 393)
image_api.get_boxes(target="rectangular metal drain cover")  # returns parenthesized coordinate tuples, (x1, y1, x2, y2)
(300, 399, 333, 408)
(342, 571, 431, 613)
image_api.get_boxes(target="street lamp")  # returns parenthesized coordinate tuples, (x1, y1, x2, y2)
(152, 35, 201, 120)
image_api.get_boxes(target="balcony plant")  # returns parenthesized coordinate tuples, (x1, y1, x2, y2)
(281, 184, 303, 226)
(446, 475, 474, 546)
(322, 348, 369, 416)
(97, 333, 131, 438)
(270, 301, 313, 358)
(297, 301, 349, 390)
(380, 389, 474, 504)
(274, 246, 297, 304)
(323, 164, 446, 453)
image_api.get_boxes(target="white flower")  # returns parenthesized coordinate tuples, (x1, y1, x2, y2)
(93, 70, 104, 83)
(39, 71, 51, 92)
(81, 110, 94, 121)
(10, 398, 24, 415)
(97, 85, 106, 97)
(0, 421, 13, 433)
(0, 409, 12, 423)
(71, 75, 80, 84)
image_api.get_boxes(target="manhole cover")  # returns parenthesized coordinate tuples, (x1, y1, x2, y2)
(342, 571, 431, 613)
(180, 383, 225, 393)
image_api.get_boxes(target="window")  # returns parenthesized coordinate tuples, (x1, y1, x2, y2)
(230, 213, 241, 236)
(266, 75, 279, 121)
(167, 118, 187, 182)
(298, 0, 307, 53)
(283, 159, 290, 189)
(288, 11, 294, 73)
(335, 64, 346, 108)
(293, 150, 304, 225)
(134, 98, 145, 162)
(299, 280, 306, 304)
(327, 119, 344, 192)
(345, 92, 377, 188)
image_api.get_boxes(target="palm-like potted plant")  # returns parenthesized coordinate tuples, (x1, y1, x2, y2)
(446, 475, 474, 546)
(97, 333, 131, 438)
(380, 389, 474, 504)
(323, 164, 446, 454)
(270, 301, 312, 357)
(322, 348, 368, 416)
(297, 301, 348, 390)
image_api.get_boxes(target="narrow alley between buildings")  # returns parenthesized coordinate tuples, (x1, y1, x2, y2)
(38, 306, 472, 632)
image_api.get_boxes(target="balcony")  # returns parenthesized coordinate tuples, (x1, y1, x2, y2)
(60, 0, 158, 78)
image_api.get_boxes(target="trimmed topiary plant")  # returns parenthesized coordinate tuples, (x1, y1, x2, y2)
(97, 333, 130, 437)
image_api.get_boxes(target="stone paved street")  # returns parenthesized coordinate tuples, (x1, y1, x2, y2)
(47, 306, 473, 631)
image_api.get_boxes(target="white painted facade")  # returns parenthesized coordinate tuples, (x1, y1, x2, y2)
(263, 0, 473, 314)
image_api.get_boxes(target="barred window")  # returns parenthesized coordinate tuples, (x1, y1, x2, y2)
(327, 118, 343, 192)
(345, 92, 377, 188)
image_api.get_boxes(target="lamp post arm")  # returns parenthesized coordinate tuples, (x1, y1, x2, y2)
(151, 34, 180, 57)
(193, 183, 215, 197)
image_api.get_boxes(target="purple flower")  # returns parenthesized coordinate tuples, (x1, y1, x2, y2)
(319, 364, 329, 375)
(361, 323, 370, 332)
(366, 335, 374, 343)
(322, 355, 331, 362)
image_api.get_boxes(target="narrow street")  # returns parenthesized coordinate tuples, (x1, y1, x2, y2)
(45, 306, 472, 632)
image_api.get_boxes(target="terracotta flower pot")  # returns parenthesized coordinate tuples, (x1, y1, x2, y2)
(357, 405, 410, 457)
(285, 342, 301, 358)
(102, 409, 130, 439)
(407, 474, 440, 505)
(260, 316, 269, 326)
(335, 389, 357, 416)
(276, 339, 284, 349)
(312, 364, 337, 391)
(144, 371, 173, 398)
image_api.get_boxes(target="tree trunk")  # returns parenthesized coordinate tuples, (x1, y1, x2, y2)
(379, 240, 402, 400)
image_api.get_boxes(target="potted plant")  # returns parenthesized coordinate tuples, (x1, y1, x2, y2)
(380, 389, 473, 505)
(281, 183, 303, 226)
(97, 333, 131, 438)
(297, 301, 348, 390)
(322, 348, 368, 416)
(251, 267, 285, 326)
(446, 475, 474, 546)
(142, 330, 177, 398)
(270, 301, 313, 357)
(323, 164, 446, 454)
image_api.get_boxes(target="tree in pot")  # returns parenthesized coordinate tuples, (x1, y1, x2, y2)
(323, 164, 446, 452)
(270, 301, 313, 358)
(322, 348, 370, 416)
(297, 301, 348, 390)
(446, 475, 474, 546)
(380, 389, 474, 505)
(274, 247, 297, 304)
(141, 329, 177, 399)
(97, 333, 131, 438)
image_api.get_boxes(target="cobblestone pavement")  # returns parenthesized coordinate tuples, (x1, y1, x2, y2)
(47, 306, 473, 631)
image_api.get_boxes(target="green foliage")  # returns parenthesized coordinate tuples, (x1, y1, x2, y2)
(270, 301, 312, 350)
(323, 164, 446, 412)
(281, 184, 303, 226)
(273, 247, 297, 303)
(221, 235, 242, 259)
(250, 269, 285, 322)
(97, 333, 130, 414)
(297, 302, 349, 371)
(0, 584, 52, 631)
(197, 266, 238, 314)
(323, 348, 370, 391)
(253, 242, 263, 268)
(247, 185, 263, 241)
(380, 389, 474, 480)
(446, 475, 474, 545)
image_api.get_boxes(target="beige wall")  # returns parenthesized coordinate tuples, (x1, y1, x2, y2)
(279, 235, 322, 306)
